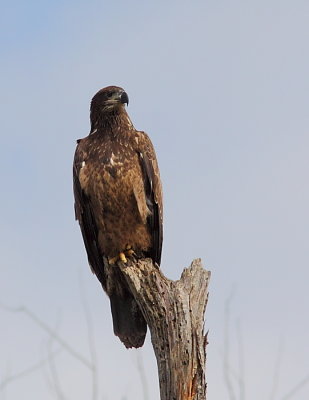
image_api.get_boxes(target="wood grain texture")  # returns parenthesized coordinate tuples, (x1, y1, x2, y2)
(104, 258, 210, 400)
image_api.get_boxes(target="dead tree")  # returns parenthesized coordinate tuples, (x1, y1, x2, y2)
(105, 258, 210, 400)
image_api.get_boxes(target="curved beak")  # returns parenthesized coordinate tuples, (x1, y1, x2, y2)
(120, 91, 129, 106)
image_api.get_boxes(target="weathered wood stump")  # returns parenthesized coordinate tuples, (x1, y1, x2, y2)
(115, 258, 210, 400)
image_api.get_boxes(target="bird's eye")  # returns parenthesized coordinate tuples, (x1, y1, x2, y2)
(107, 93, 113, 98)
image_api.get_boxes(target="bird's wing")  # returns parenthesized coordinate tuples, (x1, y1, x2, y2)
(137, 131, 163, 266)
(73, 141, 105, 285)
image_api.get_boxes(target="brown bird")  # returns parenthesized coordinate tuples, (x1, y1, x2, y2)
(73, 86, 163, 348)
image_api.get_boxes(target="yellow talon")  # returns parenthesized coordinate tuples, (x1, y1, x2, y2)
(108, 248, 133, 264)
(119, 252, 127, 263)
(124, 245, 135, 257)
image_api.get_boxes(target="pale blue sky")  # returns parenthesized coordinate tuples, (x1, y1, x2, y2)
(1, 1, 309, 399)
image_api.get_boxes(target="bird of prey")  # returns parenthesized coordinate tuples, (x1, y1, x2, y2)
(73, 86, 163, 348)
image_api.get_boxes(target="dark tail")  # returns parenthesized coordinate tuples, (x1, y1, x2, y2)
(110, 293, 147, 348)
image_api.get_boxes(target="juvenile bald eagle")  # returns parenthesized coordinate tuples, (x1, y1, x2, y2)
(73, 86, 163, 348)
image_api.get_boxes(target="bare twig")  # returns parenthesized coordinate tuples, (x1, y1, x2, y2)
(0, 304, 92, 369)
(268, 338, 284, 400)
(135, 351, 149, 400)
(236, 319, 245, 400)
(281, 374, 309, 400)
(47, 346, 67, 399)
(79, 274, 98, 400)
(0, 349, 61, 392)
(1, 283, 99, 400)
(45, 315, 68, 400)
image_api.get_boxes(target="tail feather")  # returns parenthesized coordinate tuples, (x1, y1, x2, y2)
(110, 293, 147, 348)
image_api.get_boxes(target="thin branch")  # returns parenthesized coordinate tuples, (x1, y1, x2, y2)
(0, 349, 61, 392)
(0, 304, 92, 369)
(47, 346, 67, 400)
(79, 274, 98, 400)
(236, 319, 245, 400)
(268, 338, 284, 400)
(46, 317, 68, 400)
(135, 351, 149, 400)
(281, 374, 309, 400)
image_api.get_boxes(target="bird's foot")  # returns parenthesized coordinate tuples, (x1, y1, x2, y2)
(108, 252, 127, 265)
(125, 245, 135, 257)
(108, 247, 135, 265)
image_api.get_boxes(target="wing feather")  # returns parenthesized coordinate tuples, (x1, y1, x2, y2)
(137, 132, 163, 266)
(73, 144, 105, 285)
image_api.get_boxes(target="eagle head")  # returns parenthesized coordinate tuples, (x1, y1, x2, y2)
(91, 86, 129, 114)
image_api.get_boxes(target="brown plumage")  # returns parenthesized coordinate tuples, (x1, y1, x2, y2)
(73, 86, 163, 348)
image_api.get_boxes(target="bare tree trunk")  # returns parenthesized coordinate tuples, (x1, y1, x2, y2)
(106, 258, 210, 400)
